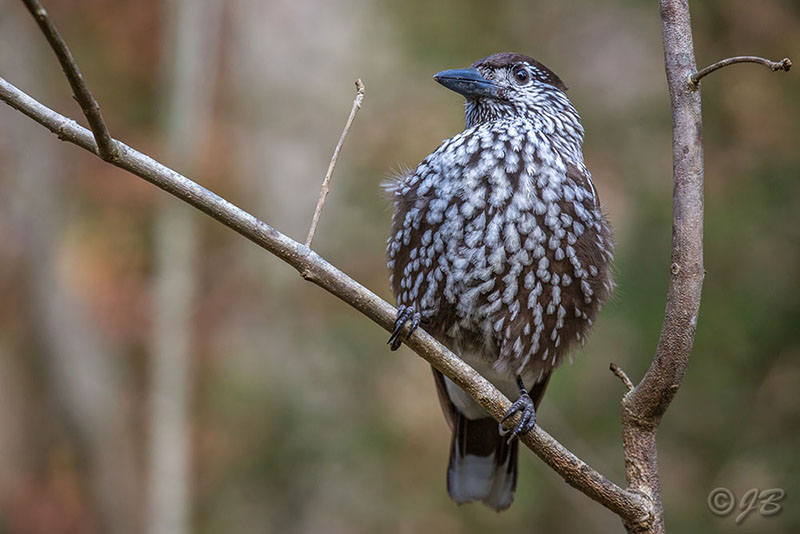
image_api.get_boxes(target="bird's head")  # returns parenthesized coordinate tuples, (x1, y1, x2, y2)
(434, 52, 571, 128)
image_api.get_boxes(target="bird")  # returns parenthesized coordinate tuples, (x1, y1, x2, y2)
(385, 52, 614, 511)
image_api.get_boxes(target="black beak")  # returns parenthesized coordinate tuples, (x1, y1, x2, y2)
(434, 67, 498, 99)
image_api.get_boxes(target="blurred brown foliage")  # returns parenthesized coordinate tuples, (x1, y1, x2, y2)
(0, 0, 798, 533)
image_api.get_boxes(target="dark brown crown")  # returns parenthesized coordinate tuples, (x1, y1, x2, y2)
(472, 52, 568, 92)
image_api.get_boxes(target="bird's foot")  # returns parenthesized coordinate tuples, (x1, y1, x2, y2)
(387, 305, 421, 351)
(499, 379, 536, 443)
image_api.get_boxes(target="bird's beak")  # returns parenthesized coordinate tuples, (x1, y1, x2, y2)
(434, 67, 498, 99)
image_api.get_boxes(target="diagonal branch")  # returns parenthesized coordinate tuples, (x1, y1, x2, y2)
(0, 75, 650, 526)
(690, 55, 791, 87)
(20, 0, 117, 160)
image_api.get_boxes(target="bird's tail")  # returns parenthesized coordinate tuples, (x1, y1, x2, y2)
(447, 413, 518, 512)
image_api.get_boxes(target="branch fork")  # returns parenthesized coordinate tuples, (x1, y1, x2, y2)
(21, 0, 117, 160)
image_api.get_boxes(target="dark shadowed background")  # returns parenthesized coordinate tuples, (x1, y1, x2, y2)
(0, 0, 798, 533)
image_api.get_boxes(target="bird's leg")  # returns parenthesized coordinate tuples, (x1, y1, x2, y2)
(387, 306, 422, 351)
(499, 375, 536, 443)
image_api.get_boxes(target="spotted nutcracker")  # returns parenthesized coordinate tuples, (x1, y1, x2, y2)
(385, 52, 614, 511)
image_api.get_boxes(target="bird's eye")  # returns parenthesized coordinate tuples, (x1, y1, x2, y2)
(514, 68, 529, 84)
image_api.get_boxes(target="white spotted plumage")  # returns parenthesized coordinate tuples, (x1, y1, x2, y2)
(386, 54, 613, 421)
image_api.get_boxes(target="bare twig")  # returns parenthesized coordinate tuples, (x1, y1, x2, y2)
(610, 363, 634, 392)
(0, 76, 650, 524)
(690, 55, 791, 87)
(20, 0, 117, 160)
(305, 79, 365, 247)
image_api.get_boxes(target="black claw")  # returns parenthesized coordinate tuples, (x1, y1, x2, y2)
(387, 306, 414, 351)
(508, 407, 532, 443)
(406, 312, 421, 339)
(499, 378, 537, 442)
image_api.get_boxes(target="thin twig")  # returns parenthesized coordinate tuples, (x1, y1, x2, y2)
(689, 55, 791, 87)
(0, 76, 651, 524)
(20, 0, 117, 160)
(305, 79, 365, 247)
(610, 363, 634, 392)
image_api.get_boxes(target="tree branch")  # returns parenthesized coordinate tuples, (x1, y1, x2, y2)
(0, 75, 650, 524)
(632, 0, 705, 443)
(619, 5, 791, 533)
(20, 0, 117, 160)
(620, 2, 705, 531)
(689, 55, 791, 87)
(306, 79, 365, 247)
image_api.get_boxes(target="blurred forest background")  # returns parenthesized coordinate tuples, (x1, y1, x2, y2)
(0, 0, 798, 533)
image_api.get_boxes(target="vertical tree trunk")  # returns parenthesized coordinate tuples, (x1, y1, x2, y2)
(621, 2, 705, 532)
(147, 1, 222, 533)
(1, 9, 138, 533)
